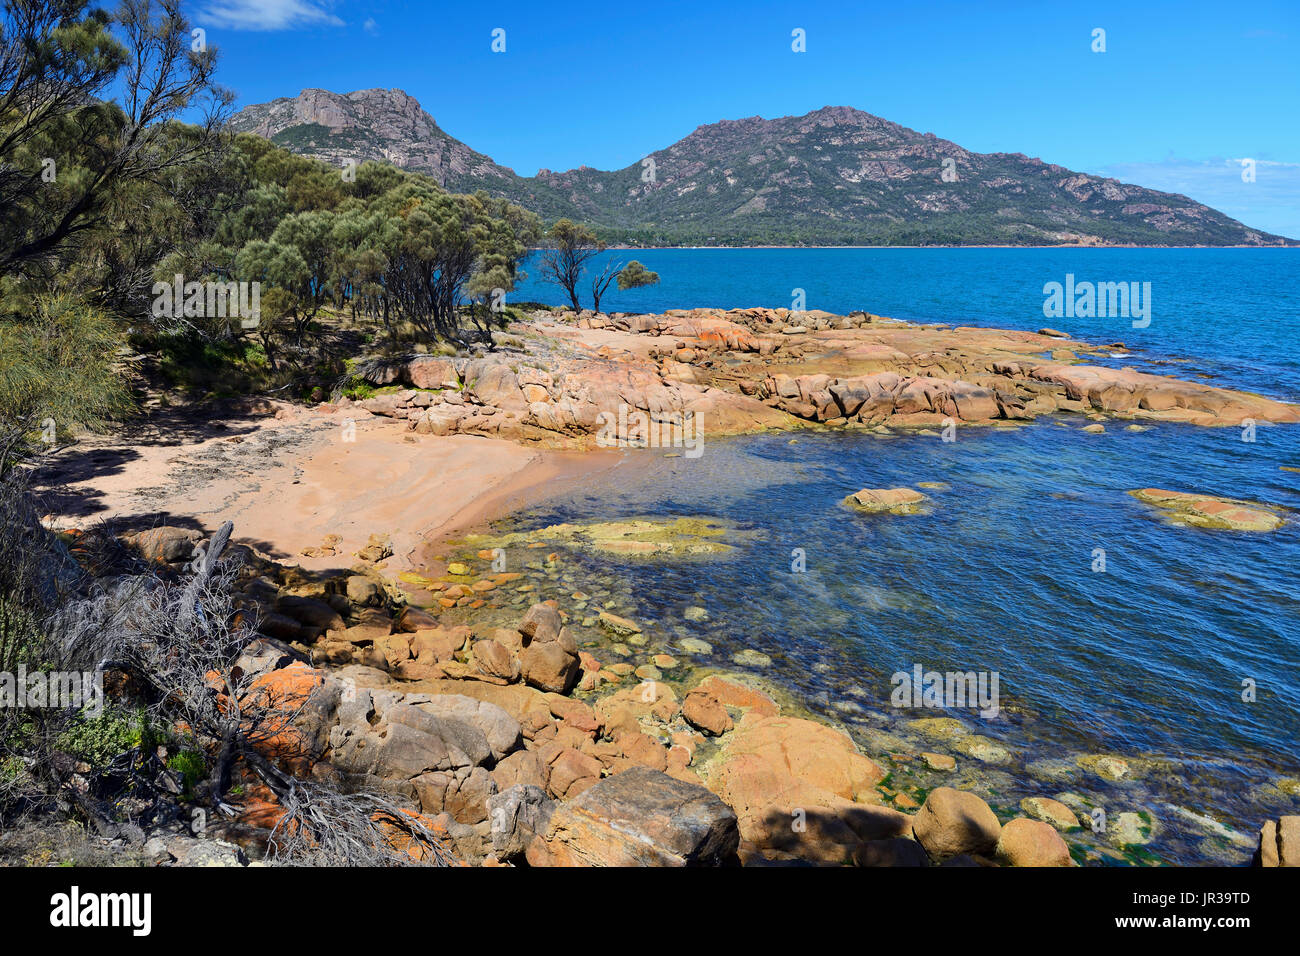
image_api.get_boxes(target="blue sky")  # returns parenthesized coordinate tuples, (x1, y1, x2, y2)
(193, 0, 1300, 237)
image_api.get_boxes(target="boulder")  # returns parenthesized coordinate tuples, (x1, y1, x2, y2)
(276, 594, 345, 632)
(1257, 816, 1300, 867)
(233, 637, 307, 682)
(911, 787, 1002, 860)
(406, 357, 459, 390)
(517, 603, 578, 693)
(487, 784, 554, 860)
(328, 688, 520, 814)
(853, 837, 931, 867)
(236, 663, 337, 773)
(540, 745, 603, 799)
(520, 641, 578, 694)
(995, 817, 1072, 866)
(526, 768, 739, 867)
(473, 639, 520, 683)
(125, 526, 202, 565)
(682, 689, 733, 736)
(519, 603, 562, 643)
(703, 713, 891, 862)
(346, 575, 385, 607)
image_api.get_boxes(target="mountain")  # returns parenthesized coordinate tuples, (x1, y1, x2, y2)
(229, 89, 1293, 247)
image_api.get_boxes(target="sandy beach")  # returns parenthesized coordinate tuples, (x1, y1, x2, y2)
(33, 399, 618, 573)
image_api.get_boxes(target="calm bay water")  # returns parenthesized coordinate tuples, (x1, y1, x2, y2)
(501, 249, 1300, 863)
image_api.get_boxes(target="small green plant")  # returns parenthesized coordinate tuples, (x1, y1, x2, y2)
(166, 749, 206, 797)
(55, 707, 146, 766)
(341, 376, 375, 401)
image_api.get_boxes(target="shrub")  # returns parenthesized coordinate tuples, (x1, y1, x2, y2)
(55, 707, 146, 766)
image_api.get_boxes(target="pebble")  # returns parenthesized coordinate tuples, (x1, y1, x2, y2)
(921, 752, 957, 771)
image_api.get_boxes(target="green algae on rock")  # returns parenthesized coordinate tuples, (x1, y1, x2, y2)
(472, 516, 746, 559)
(1129, 488, 1283, 532)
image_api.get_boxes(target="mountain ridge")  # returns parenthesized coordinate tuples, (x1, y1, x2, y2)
(229, 88, 1295, 247)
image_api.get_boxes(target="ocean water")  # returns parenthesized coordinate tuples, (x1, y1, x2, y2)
(500, 249, 1300, 864)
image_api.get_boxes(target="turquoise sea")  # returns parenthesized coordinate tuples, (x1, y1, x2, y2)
(506, 249, 1300, 864)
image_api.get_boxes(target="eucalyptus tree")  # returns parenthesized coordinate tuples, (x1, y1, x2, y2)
(538, 218, 601, 311)
(0, 0, 231, 281)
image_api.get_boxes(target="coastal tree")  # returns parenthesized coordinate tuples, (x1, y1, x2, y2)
(590, 258, 661, 313)
(538, 218, 601, 312)
(0, 0, 232, 281)
(617, 260, 659, 292)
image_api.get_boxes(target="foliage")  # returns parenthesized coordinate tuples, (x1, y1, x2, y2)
(165, 748, 205, 796)
(0, 293, 132, 474)
(617, 260, 660, 290)
(56, 707, 145, 765)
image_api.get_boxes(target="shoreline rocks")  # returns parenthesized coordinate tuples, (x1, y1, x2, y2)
(326, 307, 1300, 454)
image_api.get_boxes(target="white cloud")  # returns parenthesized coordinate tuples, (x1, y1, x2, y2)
(363, 17, 379, 35)
(1095, 156, 1300, 240)
(201, 0, 343, 30)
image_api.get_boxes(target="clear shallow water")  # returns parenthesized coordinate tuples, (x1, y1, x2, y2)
(502, 249, 1300, 863)
(513, 247, 1300, 400)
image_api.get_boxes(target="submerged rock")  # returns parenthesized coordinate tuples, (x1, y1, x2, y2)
(679, 637, 714, 655)
(1108, 809, 1158, 846)
(597, 610, 642, 636)
(1020, 796, 1081, 832)
(952, 735, 1012, 764)
(1077, 753, 1133, 781)
(477, 516, 744, 560)
(842, 487, 929, 515)
(1129, 488, 1283, 532)
(731, 648, 772, 668)
(921, 752, 957, 772)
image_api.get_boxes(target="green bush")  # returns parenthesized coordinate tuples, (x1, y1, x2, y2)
(341, 376, 374, 401)
(55, 707, 146, 766)
(166, 749, 206, 797)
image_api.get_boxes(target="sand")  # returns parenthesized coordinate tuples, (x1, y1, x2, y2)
(34, 400, 616, 572)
